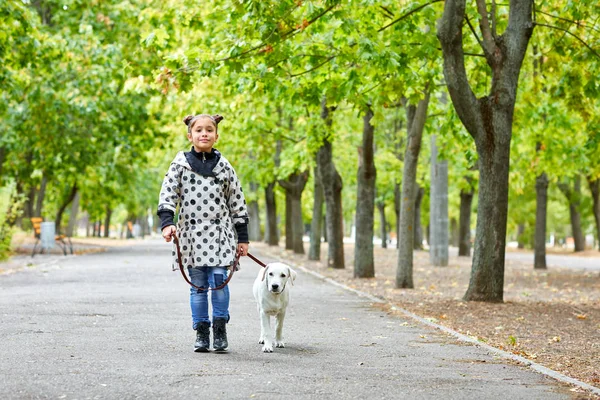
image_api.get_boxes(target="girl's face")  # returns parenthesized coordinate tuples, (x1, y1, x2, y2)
(188, 117, 218, 153)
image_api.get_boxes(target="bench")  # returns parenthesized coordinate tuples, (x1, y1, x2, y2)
(30, 217, 73, 257)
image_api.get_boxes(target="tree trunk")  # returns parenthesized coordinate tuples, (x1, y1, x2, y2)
(463, 141, 511, 302)
(66, 190, 80, 237)
(558, 178, 585, 252)
(309, 165, 324, 260)
(588, 176, 600, 251)
(438, 0, 534, 302)
(354, 106, 376, 278)
(534, 172, 549, 268)
(396, 93, 430, 288)
(265, 139, 282, 246)
(104, 206, 112, 238)
(55, 183, 78, 235)
(248, 182, 261, 242)
(32, 0, 53, 25)
(394, 183, 401, 249)
(377, 201, 387, 249)
(279, 171, 309, 254)
(284, 192, 293, 250)
(290, 189, 304, 254)
(450, 218, 458, 247)
(517, 223, 526, 249)
(429, 135, 449, 265)
(0, 147, 5, 181)
(24, 185, 35, 220)
(318, 99, 345, 269)
(413, 185, 424, 250)
(458, 183, 474, 257)
(34, 176, 47, 218)
(81, 213, 90, 237)
(264, 183, 279, 246)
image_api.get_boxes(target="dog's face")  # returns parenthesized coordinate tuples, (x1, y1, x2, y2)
(261, 262, 296, 294)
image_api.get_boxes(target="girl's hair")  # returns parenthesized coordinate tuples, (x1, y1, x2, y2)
(183, 114, 224, 132)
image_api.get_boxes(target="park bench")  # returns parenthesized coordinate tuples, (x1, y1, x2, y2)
(30, 217, 73, 257)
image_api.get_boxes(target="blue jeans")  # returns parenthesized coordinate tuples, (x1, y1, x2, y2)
(188, 267, 230, 330)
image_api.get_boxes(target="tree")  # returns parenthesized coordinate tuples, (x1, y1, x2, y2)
(437, 0, 534, 302)
(308, 164, 324, 260)
(429, 134, 449, 266)
(318, 101, 346, 268)
(558, 178, 586, 252)
(354, 106, 376, 278)
(396, 93, 430, 288)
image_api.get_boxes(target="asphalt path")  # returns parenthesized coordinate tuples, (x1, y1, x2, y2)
(448, 247, 600, 271)
(504, 252, 599, 271)
(0, 239, 575, 399)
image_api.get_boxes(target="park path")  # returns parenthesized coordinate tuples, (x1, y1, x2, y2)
(0, 239, 576, 399)
(503, 251, 599, 270)
(447, 247, 600, 271)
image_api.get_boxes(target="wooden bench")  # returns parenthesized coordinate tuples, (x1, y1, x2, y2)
(31, 218, 73, 257)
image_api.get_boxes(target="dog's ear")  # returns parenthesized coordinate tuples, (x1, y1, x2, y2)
(260, 265, 269, 282)
(288, 266, 297, 286)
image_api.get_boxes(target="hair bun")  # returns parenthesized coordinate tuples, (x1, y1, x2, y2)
(183, 115, 195, 126)
(212, 114, 224, 124)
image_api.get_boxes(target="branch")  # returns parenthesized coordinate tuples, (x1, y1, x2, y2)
(378, 0, 444, 32)
(281, 4, 338, 41)
(465, 16, 484, 50)
(359, 82, 383, 96)
(534, 22, 600, 59)
(464, 51, 486, 58)
(535, 9, 600, 34)
(269, 53, 333, 68)
(217, 3, 337, 63)
(380, 5, 395, 19)
(288, 56, 336, 77)
(475, 0, 496, 57)
(437, 0, 481, 140)
(491, 0, 497, 37)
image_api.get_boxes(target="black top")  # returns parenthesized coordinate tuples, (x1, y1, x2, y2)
(184, 147, 220, 177)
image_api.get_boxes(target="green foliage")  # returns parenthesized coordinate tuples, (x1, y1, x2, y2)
(0, 183, 24, 260)
(2, 0, 599, 248)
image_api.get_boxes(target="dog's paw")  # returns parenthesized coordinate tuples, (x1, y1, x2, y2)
(275, 339, 285, 348)
(258, 338, 264, 344)
(262, 344, 273, 353)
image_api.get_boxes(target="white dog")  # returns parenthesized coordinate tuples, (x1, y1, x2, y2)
(252, 262, 297, 353)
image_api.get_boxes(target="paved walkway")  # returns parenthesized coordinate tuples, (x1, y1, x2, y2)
(0, 239, 577, 399)
(449, 247, 600, 271)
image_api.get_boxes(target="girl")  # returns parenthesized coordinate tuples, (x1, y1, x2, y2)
(157, 114, 249, 352)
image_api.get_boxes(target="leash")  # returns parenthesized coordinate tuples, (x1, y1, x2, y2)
(173, 234, 266, 291)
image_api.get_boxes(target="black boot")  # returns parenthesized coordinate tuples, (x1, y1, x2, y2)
(194, 322, 211, 352)
(212, 318, 228, 352)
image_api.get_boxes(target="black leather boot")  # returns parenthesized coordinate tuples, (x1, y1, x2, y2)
(212, 318, 228, 352)
(194, 322, 211, 352)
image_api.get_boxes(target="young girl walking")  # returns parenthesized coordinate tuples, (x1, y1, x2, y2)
(157, 114, 249, 352)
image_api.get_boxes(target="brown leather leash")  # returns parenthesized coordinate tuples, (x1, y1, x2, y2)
(173, 234, 267, 292)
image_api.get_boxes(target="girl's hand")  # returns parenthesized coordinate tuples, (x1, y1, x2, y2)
(162, 225, 176, 242)
(237, 243, 249, 257)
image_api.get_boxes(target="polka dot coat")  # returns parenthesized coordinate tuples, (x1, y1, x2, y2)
(158, 151, 248, 269)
